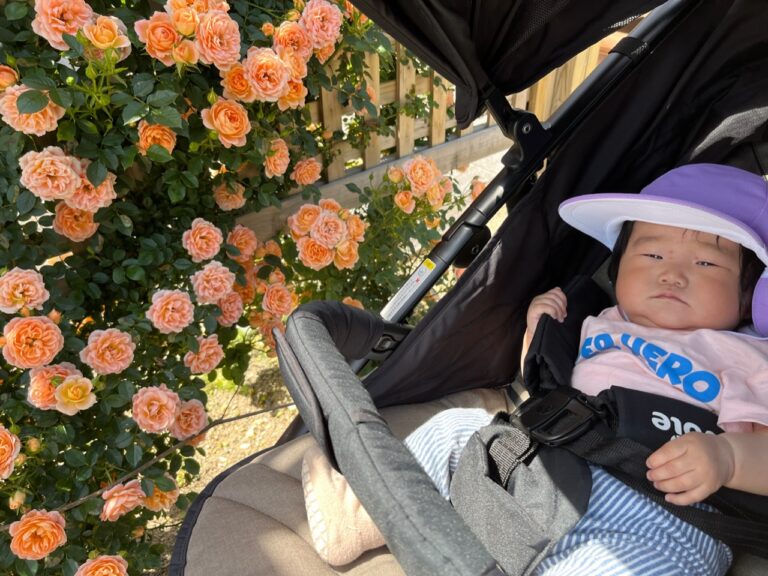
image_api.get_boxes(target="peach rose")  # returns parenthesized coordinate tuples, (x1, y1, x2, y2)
(233, 276, 256, 306)
(173, 39, 199, 65)
(100, 479, 145, 522)
(268, 268, 286, 284)
(220, 63, 258, 103)
(9, 490, 26, 510)
(280, 48, 308, 81)
(262, 282, 294, 317)
(31, 0, 93, 50)
(290, 157, 322, 186)
(131, 384, 180, 433)
(0, 424, 21, 481)
(0, 85, 65, 136)
(394, 190, 415, 214)
(287, 203, 320, 236)
(319, 198, 340, 212)
(137, 120, 177, 156)
(67, 161, 117, 213)
(28, 362, 81, 410)
(264, 138, 290, 178)
(261, 22, 274, 36)
(300, 0, 342, 48)
(9, 509, 66, 560)
(403, 155, 439, 197)
(201, 98, 252, 148)
(216, 291, 243, 327)
(243, 47, 291, 103)
(146, 289, 195, 333)
(2, 316, 63, 369)
(259, 239, 282, 258)
(310, 211, 345, 248)
(191, 260, 235, 304)
(0, 65, 18, 90)
(273, 21, 313, 61)
(333, 239, 359, 270)
(387, 165, 405, 184)
(169, 398, 208, 441)
(54, 375, 97, 416)
(142, 477, 180, 512)
(134, 12, 179, 67)
(345, 213, 366, 242)
(83, 15, 132, 62)
(79, 328, 135, 374)
(277, 78, 308, 111)
(75, 555, 129, 576)
(470, 177, 486, 200)
(342, 296, 364, 309)
(182, 217, 223, 262)
(296, 236, 333, 270)
(52, 202, 99, 242)
(183, 334, 224, 374)
(426, 181, 446, 209)
(0, 267, 49, 313)
(314, 43, 335, 64)
(425, 216, 441, 230)
(195, 10, 241, 71)
(226, 225, 260, 263)
(171, 7, 198, 36)
(19, 147, 80, 201)
(213, 180, 246, 211)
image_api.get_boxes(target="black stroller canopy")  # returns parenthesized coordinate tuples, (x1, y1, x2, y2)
(351, 0, 665, 126)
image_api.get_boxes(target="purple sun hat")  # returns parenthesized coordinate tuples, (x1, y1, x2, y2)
(558, 163, 768, 334)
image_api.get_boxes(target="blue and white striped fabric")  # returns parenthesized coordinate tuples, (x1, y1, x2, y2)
(404, 408, 733, 576)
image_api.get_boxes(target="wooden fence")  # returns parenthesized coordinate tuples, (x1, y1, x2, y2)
(238, 35, 621, 240)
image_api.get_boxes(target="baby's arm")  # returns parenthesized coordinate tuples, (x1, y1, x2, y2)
(520, 287, 567, 374)
(646, 427, 768, 505)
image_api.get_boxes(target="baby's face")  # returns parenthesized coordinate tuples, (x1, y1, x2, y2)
(615, 221, 742, 331)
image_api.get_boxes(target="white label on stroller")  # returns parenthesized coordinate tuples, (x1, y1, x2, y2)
(381, 258, 436, 319)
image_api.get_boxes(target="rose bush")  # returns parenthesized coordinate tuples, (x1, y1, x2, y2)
(0, 0, 395, 573)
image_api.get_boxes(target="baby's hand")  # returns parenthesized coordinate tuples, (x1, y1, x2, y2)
(526, 287, 567, 334)
(646, 432, 735, 505)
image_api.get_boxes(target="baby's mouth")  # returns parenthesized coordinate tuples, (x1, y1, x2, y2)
(652, 292, 686, 304)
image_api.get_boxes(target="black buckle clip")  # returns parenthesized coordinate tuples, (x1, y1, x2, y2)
(512, 388, 604, 447)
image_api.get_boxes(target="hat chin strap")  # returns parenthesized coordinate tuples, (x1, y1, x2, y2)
(752, 269, 768, 337)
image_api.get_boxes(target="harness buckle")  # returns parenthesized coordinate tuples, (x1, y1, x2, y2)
(512, 388, 604, 447)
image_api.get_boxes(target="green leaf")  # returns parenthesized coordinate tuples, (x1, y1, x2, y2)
(167, 182, 186, 203)
(62, 558, 79, 576)
(15, 559, 38, 576)
(64, 450, 87, 468)
(62, 33, 84, 56)
(147, 143, 173, 163)
(4, 2, 27, 20)
(114, 429, 133, 449)
(203, 313, 218, 334)
(112, 267, 126, 284)
(184, 458, 200, 475)
(57, 120, 76, 142)
(141, 477, 155, 497)
(122, 101, 147, 125)
(126, 265, 145, 282)
(86, 161, 108, 188)
(132, 74, 156, 98)
(147, 90, 177, 107)
(173, 258, 193, 270)
(127, 444, 143, 467)
(16, 190, 37, 215)
(16, 90, 48, 114)
(154, 474, 177, 491)
(21, 72, 56, 91)
(150, 106, 182, 128)
(77, 118, 99, 135)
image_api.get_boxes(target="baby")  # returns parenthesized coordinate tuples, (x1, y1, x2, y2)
(302, 163, 768, 573)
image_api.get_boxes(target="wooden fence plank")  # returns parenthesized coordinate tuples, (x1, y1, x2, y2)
(321, 63, 346, 181)
(396, 44, 416, 157)
(430, 72, 447, 146)
(363, 51, 381, 169)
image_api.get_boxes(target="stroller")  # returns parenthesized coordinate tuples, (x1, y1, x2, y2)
(171, 0, 768, 574)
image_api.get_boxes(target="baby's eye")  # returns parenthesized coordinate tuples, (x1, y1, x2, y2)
(696, 260, 718, 267)
(642, 253, 662, 260)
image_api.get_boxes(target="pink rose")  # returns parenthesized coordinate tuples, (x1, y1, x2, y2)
(183, 335, 224, 374)
(169, 399, 208, 441)
(0, 85, 65, 136)
(299, 0, 342, 49)
(31, 0, 93, 50)
(226, 225, 260, 263)
(66, 160, 117, 213)
(243, 47, 291, 103)
(100, 480, 145, 522)
(131, 384, 180, 433)
(0, 267, 49, 313)
(216, 291, 243, 327)
(191, 260, 235, 305)
(146, 289, 195, 333)
(28, 362, 81, 410)
(19, 147, 81, 201)
(195, 10, 241, 71)
(79, 328, 135, 374)
(182, 217, 223, 262)
(310, 210, 346, 248)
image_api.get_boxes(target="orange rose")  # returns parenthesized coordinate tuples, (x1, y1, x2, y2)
(0, 65, 18, 90)
(142, 476, 180, 512)
(0, 85, 65, 136)
(226, 224, 260, 263)
(333, 239, 358, 270)
(0, 267, 49, 313)
(54, 375, 97, 415)
(171, 6, 198, 36)
(53, 202, 99, 242)
(213, 180, 246, 211)
(425, 216, 441, 230)
(290, 157, 322, 186)
(277, 78, 308, 111)
(79, 328, 135, 374)
(146, 289, 195, 333)
(82, 15, 131, 61)
(137, 120, 177, 156)
(182, 217, 223, 262)
(255, 239, 282, 258)
(131, 384, 180, 433)
(261, 22, 274, 36)
(272, 20, 313, 61)
(314, 43, 335, 64)
(2, 316, 63, 369)
(310, 211, 346, 248)
(299, 0, 342, 48)
(470, 177, 486, 200)
(183, 335, 224, 374)
(426, 181, 446, 209)
(31, 0, 93, 50)
(262, 282, 294, 317)
(297, 236, 333, 270)
(169, 399, 208, 441)
(0, 424, 21, 480)
(220, 63, 258, 103)
(74, 555, 129, 576)
(345, 214, 366, 242)
(264, 138, 290, 178)
(201, 98, 252, 148)
(100, 480, 145, 522)
(28, 362, 81, 410)
(394, 190, 415, 214)
(342, 296, 364, 309)
(173, 39, 199, 66)
(387, 165, 405, 184)
(67, 160, 117, 212)
(216, 291, 244, 327)
(344, 1, 368, 23)
(403, 155, 439, 197)
(134, 12, 179, 67)
(9, 509, 66, 560)
(319, 198, 340, 212)
(287, 203, 320, 236)
(190, 260, 235, 304)
(243, 47, 291, 103)
(195, 10, 241, 71)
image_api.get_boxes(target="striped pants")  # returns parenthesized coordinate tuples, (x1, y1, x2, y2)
(404, 408, 733, 576)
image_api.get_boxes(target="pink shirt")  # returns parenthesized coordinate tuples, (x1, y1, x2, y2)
(573, 306, 768, 432)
